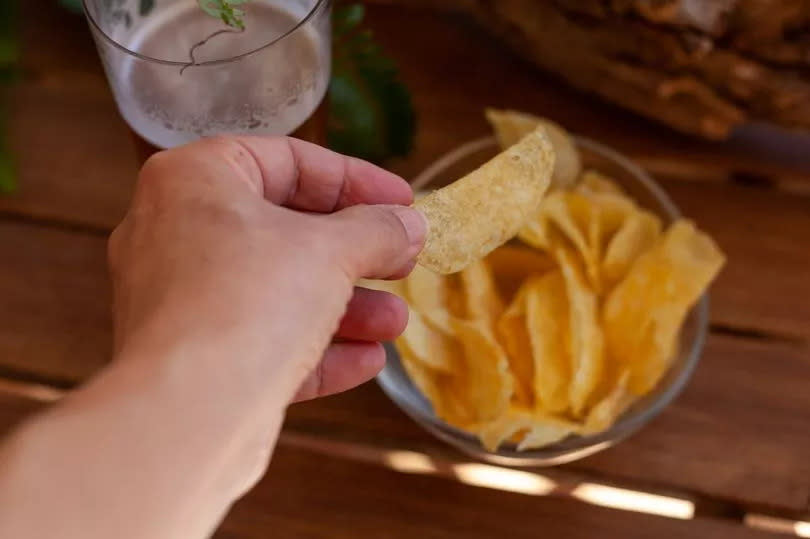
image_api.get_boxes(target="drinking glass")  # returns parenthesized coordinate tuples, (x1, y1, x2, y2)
(83, 0, 332, 161)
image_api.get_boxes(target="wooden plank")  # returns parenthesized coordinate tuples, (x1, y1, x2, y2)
(0, 0, 137, 229)
(660, 178, 810, 340)
(219, 443, 781, 539)
(18, 0, 103, 76)
(0, 222, 111, 384)
(0, 390, 780, 539)
(0, 80, 137, 230)
(285, 334, 810, 512)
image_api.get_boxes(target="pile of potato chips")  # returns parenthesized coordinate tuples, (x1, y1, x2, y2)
(374, 110, 726, 452)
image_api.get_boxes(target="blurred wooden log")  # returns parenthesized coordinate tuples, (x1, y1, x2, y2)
(367, 0, 810, 139)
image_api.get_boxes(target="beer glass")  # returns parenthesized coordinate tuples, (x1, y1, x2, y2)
(83, 0, 332, 161)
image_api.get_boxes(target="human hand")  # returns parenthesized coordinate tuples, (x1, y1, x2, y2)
(0, 137, 427, 539)
(110, 135, 426, 403)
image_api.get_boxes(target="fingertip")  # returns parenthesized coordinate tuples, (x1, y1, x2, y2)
(357, 341, 387, 373)
(337, 288, 408, 342)
(390, 206, 428, 259)
(387, 259, 418, 281)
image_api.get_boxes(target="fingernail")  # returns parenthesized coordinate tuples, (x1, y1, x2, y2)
(391, 206, 428, 253)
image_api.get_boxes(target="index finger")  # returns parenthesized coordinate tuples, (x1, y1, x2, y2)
(225, 136, 414, 211)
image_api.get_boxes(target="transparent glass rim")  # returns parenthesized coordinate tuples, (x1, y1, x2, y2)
(378, 135, 710, 466)
(82, 0, 330, 67)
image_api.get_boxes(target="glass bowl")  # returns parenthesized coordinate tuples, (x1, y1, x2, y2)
(376, 136, 710, 467)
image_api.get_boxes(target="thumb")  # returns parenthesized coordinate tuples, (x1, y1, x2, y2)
(320, 204, 428, 280)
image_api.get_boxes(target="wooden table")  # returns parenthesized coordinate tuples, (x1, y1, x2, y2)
(2, 2, 809, 537)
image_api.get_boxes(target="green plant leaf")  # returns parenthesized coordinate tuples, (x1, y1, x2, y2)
(198, 0, 249, 29)
(328, 4, 415, 163)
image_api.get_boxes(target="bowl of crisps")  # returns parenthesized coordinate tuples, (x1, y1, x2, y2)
(374, 110, 725, 467)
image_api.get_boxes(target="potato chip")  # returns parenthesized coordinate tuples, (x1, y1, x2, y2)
(400, 308, 459, 373)
(485, 245, 555, 301)
(452, 318, 514, 423)
(415, 127, 554, 274)
(476, 407, 534, 451)
(604, 221, 725, 395)
(496, 285, 534, 407)
(405, 265, 455, 334)
(357, 278, 406, 297)
(524, 272, 570, 413)
(602, 210, 662, 292)
(460, 259, 505, 323)
(517, 211, 551, 251)
(391, 111, 726, 453)
(523, 190, 602, 288)
(398, 342, 474, 427)
(557, 248, 604, 416)
(486, 108, 581, 187)
(577, 170, 625, 196)
(518, 415, 579, 451)
(582, 371, 636, 435)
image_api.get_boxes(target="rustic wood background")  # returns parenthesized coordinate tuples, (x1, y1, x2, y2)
(0, 2, 808, 537)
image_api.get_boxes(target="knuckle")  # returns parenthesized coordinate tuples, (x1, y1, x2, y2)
(134, 149, 178, 208)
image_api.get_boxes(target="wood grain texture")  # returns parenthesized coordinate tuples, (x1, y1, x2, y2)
(0, 390, 781, 539)
(218, 444, 783, 539)
(0, 222, 111, 384)
(0, 80, 137, 230)
(0, 1, 137, 229)
(285, 335, 810, 512)
(661, 178, 810, 340)
(0, 0, 808, 527)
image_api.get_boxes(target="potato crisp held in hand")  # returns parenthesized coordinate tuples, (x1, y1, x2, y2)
(367, 112, 725, 452)
(414, 126, 554, 274)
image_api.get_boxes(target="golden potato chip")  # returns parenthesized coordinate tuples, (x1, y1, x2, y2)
(394, 110, 726, 453)
(602, 210, 663, 292)
(415, 127, 554, 274)
(398, 342, 474, 427)
(406, 265, 455, 334)
(557, 248, 604, 416)
(524, 272, 570, 413)
(583, 191, 637, 245)
(400, 308, 459, 373)
(452, 318, 514, 423)
(604, 221, 725, 395)
(485, 245, 555, 301)
(357, 278, 406, 297)
(526, 190, 602, 288)
(496, 285, 534, 407)
(577, 170, 625, 196)
(476, 407, 534, 451)
(460, 259, 505, 323)
(486, 108, 581, 187)
(517, 211, 551, 251)
(570, 186, 640, 291)
(582, 370, 636, 435)
(518, 415, 579, 451)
